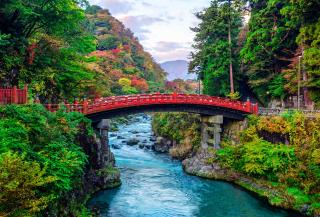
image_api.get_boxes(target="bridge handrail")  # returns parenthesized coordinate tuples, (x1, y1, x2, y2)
(44, 93, 258, 115)
(259, 107, 320, 116)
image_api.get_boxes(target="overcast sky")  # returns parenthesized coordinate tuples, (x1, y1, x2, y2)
(88, 0, 211, 63)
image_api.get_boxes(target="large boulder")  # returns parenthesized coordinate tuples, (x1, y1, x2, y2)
(126, 138, 139, 146)
(154, 137, 173, 153)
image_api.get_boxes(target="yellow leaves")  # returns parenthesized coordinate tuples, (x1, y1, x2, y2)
(312, 149, 320, 165)
(0, 152, 57, 215)
(118, 78, 131, 87)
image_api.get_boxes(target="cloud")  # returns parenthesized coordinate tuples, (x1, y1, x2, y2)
(150, 48, 191, 62)
(91, 0, 134, 14)
(153, 41, 187, 52)
(141, 1, 153, 7)
(120, 15, 164, 40)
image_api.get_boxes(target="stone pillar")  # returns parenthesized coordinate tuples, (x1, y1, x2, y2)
(201, 115, 223, 149)
(96, 119, 111, 146)
(96, 119, 111, 168)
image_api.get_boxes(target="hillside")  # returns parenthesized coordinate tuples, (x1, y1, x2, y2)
(85, 6, 167, 96)
(161, 60, 196, 81)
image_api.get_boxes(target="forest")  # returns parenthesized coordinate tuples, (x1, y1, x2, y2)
(190, 0, 320, 107)
(0, 1, 167, 103)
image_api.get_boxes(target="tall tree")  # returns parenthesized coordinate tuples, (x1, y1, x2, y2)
(189, 0, 243, 96)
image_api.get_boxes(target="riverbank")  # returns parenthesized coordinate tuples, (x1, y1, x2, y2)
(182, 148, 309, 216)
(151, 112, 320, 217)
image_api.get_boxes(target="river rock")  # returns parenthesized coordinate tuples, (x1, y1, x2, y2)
(154, 137, 172, 153)
(144, 144, 154, 150)
(130, 130, 139, 134)
(150, 136, 156, 142)
(138, 144, 145, 149)
(126, 138, 139, 146)
(110, 133, 117, 137)
(117, 135, 125, 139)
(112, 144, 121, 149)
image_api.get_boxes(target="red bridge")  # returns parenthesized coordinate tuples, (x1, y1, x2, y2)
(0, 87, 258, 121)
(45, 93, 258, 121)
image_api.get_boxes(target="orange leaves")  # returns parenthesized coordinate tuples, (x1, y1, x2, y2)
(89, 50, 116, 60)
(257, 116, 290, 134)
(131, 77, 149, 92)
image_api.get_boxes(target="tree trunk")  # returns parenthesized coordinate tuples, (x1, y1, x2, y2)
(228, 0, 234, 94)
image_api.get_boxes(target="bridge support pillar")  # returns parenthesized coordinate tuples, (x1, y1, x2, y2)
(96, 119, 111, 146)
(201, 115, 223, 149)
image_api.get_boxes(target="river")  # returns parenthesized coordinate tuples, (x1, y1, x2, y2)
(87, 114, 300, 217)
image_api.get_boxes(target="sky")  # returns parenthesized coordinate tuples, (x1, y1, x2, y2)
(88, 0, 212, 63)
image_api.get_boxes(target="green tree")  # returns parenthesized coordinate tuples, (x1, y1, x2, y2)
(241, 0, 299, 105)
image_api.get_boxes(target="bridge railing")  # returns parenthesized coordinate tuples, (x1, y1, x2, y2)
(259, 107, 320, 117)
(0, 85, 28, 105)
(43, 93, 258, 115)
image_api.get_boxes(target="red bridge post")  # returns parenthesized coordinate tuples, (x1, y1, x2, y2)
(24, 85, 28, 104)
(12, 86, 18, 104)
(83, 100, 88, 114)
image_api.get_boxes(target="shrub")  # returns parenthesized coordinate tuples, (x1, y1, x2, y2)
(0, 105, 92, 216)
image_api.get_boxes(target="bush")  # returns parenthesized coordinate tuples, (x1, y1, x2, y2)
(97, 36, 120, 50)
(0, 105, 92, 216)
(240, 140, 296, 178)
(0, 152, 57, 216)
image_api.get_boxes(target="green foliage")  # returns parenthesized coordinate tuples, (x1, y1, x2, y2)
(227, 91, 241, 100)
(0, 152, 57, 216)
(0, 105, 92, 216)
(241, 140, 296, 177)
(286, 187, 311, 207)
(269, 74, 287, 99)
(217, 139, 296, 178)
(97, 35, 120, 50)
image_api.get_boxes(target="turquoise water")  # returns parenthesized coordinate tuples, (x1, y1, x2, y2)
(87, 115, 300, 217)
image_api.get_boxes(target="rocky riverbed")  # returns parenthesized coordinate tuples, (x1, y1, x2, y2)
(88, 114, 299, 217)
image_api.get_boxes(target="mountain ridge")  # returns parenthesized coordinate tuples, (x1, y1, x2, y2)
(160, 60, 196, 81)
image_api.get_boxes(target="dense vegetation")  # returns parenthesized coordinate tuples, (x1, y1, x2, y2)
(190, 0, 320, 107)
(152, 113, 201, 159)
(212, 113, 320, 215)
(0, 1, 166, 103)
(0, 105, 92, 216)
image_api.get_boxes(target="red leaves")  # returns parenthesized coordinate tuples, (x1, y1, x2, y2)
(131, 76, 149, 92)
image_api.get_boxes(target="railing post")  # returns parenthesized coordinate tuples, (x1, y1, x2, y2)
(12, 86, 18, 104)
(24, 84, 28, 104)
(173, 92, 177, 102)
(246, 99, 252, 113)
(83, 100, 88, 114)
(253, 103, 259, 114)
